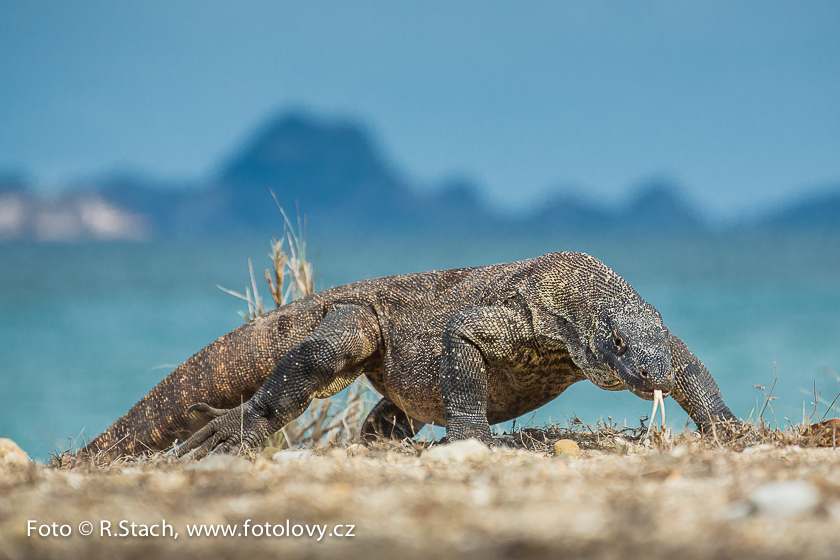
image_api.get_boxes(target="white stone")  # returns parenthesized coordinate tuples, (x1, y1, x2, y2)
(670, 445, 689, 458)
(751, 480, 820, 517)
(422, 439, 491, 463)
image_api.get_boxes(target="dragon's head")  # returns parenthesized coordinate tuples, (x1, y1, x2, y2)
(527, 251, 675, 400)
(583, 302, 674, 400)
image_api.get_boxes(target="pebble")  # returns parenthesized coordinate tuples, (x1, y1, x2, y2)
(184, 454, 251, 472)
(750, 480, 820, 517)
(423, 439, 490, 463)
(670, 445, 689, 458)
(272, 449, 315, 463)
(0, 438, 30, 466)
(553, 439, 581, 457)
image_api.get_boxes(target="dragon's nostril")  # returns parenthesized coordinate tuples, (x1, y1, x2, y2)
(639, 368, 650, 380)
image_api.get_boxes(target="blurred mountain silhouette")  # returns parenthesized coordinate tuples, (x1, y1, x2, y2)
(752, 191, 840, 231)
(2, 112, 839, 240)
(92, 113, 504, 237)
(523, 184, 704, 234)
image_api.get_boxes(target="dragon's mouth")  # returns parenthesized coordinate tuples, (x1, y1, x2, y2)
(635, 388, 671, 400)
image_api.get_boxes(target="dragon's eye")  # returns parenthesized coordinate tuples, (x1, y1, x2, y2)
(613, 333, 627, 356)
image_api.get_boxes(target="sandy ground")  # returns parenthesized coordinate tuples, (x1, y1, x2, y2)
(3, 431, 840, 560)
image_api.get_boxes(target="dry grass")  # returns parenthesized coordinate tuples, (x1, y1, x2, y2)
(216, 200, 316, 322)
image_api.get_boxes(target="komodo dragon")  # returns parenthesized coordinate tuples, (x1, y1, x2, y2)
(81, 251, 738, 460)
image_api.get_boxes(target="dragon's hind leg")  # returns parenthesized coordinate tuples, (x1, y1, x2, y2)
(361, 398, 426, 443)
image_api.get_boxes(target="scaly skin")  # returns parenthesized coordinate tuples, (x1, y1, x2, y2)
(81, 252, 738, 460)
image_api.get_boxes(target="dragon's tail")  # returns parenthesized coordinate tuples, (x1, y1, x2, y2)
(79, 312, 301, 461)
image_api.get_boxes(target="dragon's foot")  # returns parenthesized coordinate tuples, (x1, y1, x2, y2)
(177, 401, 271, 460)
(361, 398, 426, 443)
(444, 418, 494, 445)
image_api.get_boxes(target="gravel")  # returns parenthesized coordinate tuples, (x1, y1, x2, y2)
(3, 433, 840, 560)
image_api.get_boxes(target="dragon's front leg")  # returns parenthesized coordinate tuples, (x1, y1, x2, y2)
(177, 304, 382, 459)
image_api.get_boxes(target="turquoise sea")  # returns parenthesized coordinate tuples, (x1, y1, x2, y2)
(2, 232, 839, 461)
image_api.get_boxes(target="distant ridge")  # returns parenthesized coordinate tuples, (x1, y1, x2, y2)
(2, 112, 839, 240)
(524, 184, 704, 234)
(753, 190, 840, 231)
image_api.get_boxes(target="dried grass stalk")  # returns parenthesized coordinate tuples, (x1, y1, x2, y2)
(218, 201, 314, 318)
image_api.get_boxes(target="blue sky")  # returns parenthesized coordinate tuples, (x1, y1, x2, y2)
(1, 1, 838, 221)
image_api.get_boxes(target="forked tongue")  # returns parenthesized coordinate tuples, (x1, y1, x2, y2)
(645, 389, 666, 438)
